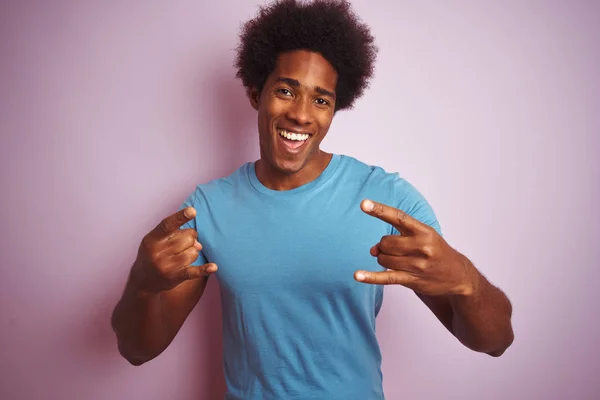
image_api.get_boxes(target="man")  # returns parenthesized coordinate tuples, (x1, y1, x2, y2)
(111, 0, 514, 399)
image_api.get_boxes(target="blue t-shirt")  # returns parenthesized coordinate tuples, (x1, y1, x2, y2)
(180, 154, 441, 400)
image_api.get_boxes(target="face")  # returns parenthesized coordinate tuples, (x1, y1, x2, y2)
(249, 50, 338, 176)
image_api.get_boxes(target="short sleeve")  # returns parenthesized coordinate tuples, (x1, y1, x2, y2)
(179, 189, 209, 266)
(391, 176, 443, 237)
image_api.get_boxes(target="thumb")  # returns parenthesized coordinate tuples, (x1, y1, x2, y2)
(178, 263, 218, 281)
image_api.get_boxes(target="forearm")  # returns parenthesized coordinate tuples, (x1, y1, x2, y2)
(450, 259, 514, 356)
(111, 274, 171, 365)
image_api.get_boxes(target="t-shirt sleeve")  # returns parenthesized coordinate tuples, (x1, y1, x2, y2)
(179, 188, 209, 266)
(391, 175, 443, 237)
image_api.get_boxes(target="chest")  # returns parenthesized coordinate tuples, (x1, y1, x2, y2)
(201, 199, 389, 297)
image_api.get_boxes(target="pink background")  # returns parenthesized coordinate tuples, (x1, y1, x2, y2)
(1, 1, 599, 399)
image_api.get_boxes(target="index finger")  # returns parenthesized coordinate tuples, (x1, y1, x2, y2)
(153, 207, 196, 237)
(361, 199, 421, 235)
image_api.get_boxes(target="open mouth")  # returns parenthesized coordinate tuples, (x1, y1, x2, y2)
(277, 128, 311, 151)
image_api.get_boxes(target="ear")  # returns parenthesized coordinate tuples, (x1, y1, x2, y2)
(248, 87, 260, 110)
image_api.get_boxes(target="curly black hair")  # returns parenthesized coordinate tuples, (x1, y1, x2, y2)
(235, 0, 377, 111)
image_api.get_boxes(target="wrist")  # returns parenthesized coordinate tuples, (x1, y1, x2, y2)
(455, 255, 482, 298)
(128, 262, 160, 299)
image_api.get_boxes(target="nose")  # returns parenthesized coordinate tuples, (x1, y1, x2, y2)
(286, 97, 314, 126)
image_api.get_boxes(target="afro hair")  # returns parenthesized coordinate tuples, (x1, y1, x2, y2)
(235, 0, 377, 111)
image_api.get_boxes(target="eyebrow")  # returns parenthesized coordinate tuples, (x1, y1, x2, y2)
(275, 77, 336, 100)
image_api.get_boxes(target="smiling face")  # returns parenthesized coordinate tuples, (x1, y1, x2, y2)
(249, 50, 338, 187)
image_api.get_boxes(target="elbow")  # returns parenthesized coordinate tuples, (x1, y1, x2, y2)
(111, 309, 154, 366)
(457, 326, 514, 357)
(125, 357, 149, 367)
(487, 350, 505, 357)
(117, 342, 153, 366)
(113, 328, 165, 366)
(123, 356, 146, 367)
(486, 330, 515, 358)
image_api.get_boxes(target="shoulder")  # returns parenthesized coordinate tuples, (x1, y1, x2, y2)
(338, 154, 415, 196)
(340, 154, 442, 234)
(336, 154, 399, 185)
(181, 163, 251, 211)
(189, 163, 250, 197)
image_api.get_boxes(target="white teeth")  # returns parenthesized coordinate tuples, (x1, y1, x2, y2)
(278, 129, 309, 141)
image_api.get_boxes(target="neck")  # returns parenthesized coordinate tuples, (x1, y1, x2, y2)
(255, 151, 332, 191)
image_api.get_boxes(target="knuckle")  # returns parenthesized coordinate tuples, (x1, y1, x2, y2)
(421, 227, 436, 240)
(396, 209, 408, 224)
(171, 234, 194, 248)
(181, 234, 195, 248)
(379, 236, 397, 252)
(179, 228, 196, 237)
(423, 225, 435, 235)
(180, 267, 193, 281)
(385, 273, 396, 285)
(140, 235, 153, 251)
(421, 244, 434, 258)
(186, 248, 200, 264)
(414, 259, 428, 271)
(146, 247, 161, 263)
(380, 235, 392, 247)
(154, 257, 168, 271)
(158, 219, 171, 235)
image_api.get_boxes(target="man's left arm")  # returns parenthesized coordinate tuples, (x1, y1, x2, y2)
(354, 199, 514, 357)
(416, 260, 514, 357)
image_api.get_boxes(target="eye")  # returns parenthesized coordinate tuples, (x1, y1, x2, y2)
(277, 88, 293, 97)
(315, 98, 330, 106)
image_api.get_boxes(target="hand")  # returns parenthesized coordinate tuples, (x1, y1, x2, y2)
(354, 199, 477, 296)
(131, 207, 218, 293)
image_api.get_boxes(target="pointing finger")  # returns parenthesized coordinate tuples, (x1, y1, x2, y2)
(361, 199, 422, 235)
(354, 269, 414, 286)
(153, 207, 196, 238)
(375, 254, 423, 273)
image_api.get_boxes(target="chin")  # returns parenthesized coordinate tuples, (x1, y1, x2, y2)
(272, 155, 307, 175)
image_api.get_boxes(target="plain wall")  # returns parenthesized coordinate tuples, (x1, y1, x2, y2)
(1, 1, 598, 399)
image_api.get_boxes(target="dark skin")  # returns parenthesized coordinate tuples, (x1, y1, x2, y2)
(356, 199, 514, 356)
(250, 50, 513, 356)
(249, 50, 337, 190)
(111, 49, 512, 366)
(111, 207, 218, 365)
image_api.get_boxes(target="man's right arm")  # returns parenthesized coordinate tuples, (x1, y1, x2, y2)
(111, 207, 218, 366)
(111, 274, 210, 365)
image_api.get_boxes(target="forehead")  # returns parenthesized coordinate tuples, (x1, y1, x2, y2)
(269, 50, 338, 91)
